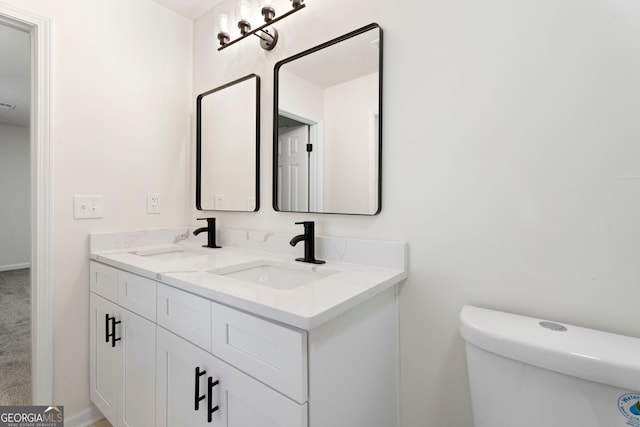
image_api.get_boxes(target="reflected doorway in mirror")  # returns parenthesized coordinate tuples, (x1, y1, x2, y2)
(277, 112, 325, 213)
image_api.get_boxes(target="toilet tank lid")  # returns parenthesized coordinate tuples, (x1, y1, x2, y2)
(459, 305, 640, 392)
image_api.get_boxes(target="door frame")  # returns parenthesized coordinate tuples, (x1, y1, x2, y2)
(0, 1, 53, 404)
(277, 109, 324, 212)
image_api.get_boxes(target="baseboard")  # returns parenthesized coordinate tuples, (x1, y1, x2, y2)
(0, 262, 31, 272)
(64, 405, 104, 427)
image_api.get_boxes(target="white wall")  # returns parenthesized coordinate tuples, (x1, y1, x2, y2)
(2, 0, 193, 417)
(195, 0, 640, 426)
(278, 68, 324, 120)
(0, 124, 30, 269)
(323, 72, 378, 213)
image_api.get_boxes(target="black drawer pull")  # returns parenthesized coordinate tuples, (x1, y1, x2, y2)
(195, 367, 207, 411)
(207, 376, 220, 423)
(111, 317, 121, 347)
(105, 314, 121, 347)
(105, 314, 110, 343)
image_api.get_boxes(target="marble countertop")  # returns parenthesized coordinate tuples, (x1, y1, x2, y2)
(90, 228, 408, 330)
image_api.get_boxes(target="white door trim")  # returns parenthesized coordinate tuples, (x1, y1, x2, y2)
(278, 110, 325, 212)
(0, 1, 53, 404)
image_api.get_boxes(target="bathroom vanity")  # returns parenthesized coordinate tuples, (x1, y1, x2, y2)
(88, 228, 407, 427)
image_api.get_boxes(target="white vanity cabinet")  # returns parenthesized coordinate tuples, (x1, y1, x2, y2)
(89, 262, 157, 427)
(153, 283, 399, 427)
(90, 258, 400, 427)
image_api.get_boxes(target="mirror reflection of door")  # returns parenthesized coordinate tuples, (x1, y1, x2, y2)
(277, 113, 324, 212)
(278, 119, 309, 211)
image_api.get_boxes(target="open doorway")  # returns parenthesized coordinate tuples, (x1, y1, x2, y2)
(0, 20, 31, 405)
(277, 111, 324, 212)
(0, 3, 53, 405)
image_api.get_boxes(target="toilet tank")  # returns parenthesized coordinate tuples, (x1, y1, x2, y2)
(459, 305, 640, 427)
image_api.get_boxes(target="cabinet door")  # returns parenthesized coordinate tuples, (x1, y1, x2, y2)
(156, 327, 220, 427)
(156, 327, 307, 427)
(119, 308, 156, 427)
(90, 293, 156, 427)
(90, 293, 119, 426)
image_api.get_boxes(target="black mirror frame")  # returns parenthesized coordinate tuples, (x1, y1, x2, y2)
(196, 73, 261, 212)
(272, 23, 383, 216)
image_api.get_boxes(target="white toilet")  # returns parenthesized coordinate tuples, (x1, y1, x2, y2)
(460, 305, 640, 427)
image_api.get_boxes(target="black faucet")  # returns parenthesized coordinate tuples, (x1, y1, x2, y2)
(290, 221, 325, 264)
(193, 217, 221, 248)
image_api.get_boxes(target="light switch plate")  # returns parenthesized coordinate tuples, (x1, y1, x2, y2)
(74, 195, 103, 219)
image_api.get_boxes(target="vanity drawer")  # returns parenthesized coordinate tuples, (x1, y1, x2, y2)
(156, 283, 212, 352)
(118, 270, 156, 322)
(90, 261, 118, 301)
(211, 302, 308, 403)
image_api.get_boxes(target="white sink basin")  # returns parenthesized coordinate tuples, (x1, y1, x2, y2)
(131, 247, 204, 261)
(211, 260, 339, 290)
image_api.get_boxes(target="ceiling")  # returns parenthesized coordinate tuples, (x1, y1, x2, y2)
(0, 23, 30, 127)
(151, 0, 224, 19)
(282, 27, 380, 89)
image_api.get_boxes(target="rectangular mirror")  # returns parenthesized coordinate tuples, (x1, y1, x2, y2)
(273, 23, 382, 215)
(197, 74, 260, 211)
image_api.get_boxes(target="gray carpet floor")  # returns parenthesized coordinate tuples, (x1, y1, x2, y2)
(0, 268, 31, 404)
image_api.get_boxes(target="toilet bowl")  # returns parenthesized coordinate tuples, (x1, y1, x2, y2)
(460, 305, 640, 427)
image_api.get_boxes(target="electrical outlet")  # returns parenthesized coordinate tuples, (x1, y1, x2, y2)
(214, 194, 224, 210)
(74, 195, 103, 219)
(147, 193, 161, 214)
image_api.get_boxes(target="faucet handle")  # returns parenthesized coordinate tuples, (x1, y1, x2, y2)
(197, 217, 216, 225)
(295, 221, 316, 233)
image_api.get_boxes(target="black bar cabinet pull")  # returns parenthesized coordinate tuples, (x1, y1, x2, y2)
(195, 367, 207, 411)
(207, 376, 220, 422)
(110, 317, 121, 348)
(105, 314, 111, 343)
(105, 314, 121, 347)
(104, 313, 121, 347)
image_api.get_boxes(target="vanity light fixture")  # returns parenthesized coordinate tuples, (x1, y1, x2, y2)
(236, 0, 252, 35)
(261, 0, 275, 22)
(217, 13, 230, 46)
(216, 0, 306, 51)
